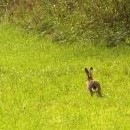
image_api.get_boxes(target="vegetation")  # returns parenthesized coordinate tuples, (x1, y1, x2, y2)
(0, 24, 130, 130)
(0, 0, 130, 45)
(0, 1, 130, 129)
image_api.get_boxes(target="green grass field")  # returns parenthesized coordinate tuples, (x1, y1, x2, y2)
(0, 24, 130, 130)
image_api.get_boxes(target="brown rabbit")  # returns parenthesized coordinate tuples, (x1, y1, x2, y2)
(85, 67, 102, 97)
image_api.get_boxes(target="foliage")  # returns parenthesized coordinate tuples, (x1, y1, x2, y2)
(0, 0, 130, 45)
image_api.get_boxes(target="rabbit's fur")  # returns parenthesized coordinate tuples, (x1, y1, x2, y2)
(85, 67, 102, 97)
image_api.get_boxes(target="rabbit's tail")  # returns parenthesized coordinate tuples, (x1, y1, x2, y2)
(92, 87, 98, 92)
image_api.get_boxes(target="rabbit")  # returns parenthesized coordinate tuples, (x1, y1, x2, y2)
(85, 67, 102, 97)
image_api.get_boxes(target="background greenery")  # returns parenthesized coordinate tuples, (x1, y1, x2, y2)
(0, 0, 130, 45)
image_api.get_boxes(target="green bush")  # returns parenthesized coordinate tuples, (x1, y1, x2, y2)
(0, 0, 130, 45)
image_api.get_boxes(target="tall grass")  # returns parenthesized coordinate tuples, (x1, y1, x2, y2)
(0, 24, 130, 130)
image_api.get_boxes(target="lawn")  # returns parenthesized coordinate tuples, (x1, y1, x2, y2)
(0, 24, 130, 130)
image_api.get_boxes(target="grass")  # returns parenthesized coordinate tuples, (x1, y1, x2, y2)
(0, 24, 130, 130)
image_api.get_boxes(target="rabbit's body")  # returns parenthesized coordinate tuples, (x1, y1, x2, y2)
(88, 80, 100, 91)
(85, 67, 102, 97)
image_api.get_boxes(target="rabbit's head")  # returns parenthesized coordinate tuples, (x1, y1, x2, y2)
(85, 67, 93, 81)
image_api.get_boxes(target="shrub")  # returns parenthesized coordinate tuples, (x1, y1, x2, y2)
(0, 0, 130, 45)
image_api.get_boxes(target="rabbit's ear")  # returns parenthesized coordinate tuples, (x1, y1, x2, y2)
(85, 68, 89, 75)
(89, 67, 93, 74)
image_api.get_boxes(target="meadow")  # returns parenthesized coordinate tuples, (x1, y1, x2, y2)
(0, 24, 130, 130)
